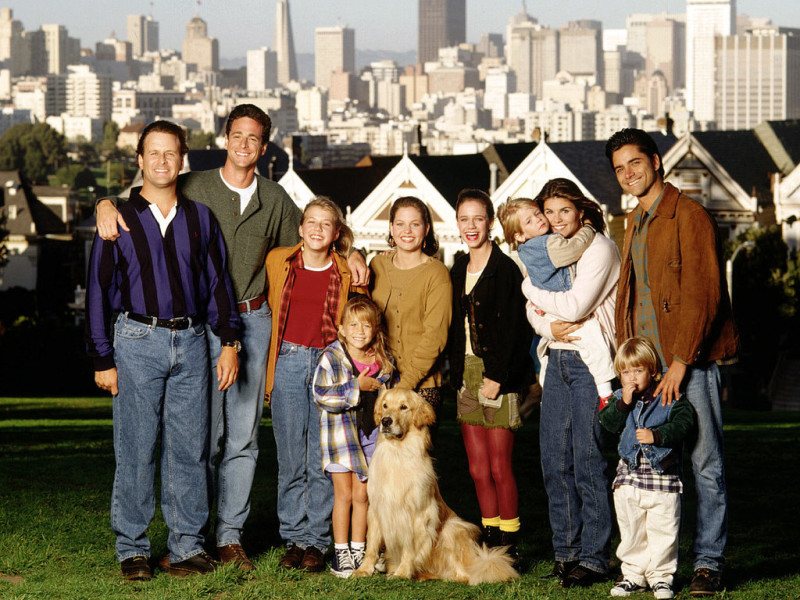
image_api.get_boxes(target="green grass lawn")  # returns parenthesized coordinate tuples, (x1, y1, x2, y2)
(1, 397, 798, 599)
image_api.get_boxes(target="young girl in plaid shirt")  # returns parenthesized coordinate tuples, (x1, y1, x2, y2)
(265, 197, 366, 573)
(313, 296, 395, 578)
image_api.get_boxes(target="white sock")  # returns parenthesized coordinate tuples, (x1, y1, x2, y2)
(334, 543, 349, 551)
(350, 541, 365, 550)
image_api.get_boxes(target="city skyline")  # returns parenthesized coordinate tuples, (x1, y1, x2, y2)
(6, 0, 800, 61)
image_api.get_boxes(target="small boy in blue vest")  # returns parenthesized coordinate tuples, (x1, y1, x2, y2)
(600, 337, 695, 600)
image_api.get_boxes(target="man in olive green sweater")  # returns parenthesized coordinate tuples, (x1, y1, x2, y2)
(96, 106, 368, 569)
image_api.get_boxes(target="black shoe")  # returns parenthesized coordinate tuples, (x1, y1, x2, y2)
(498, 530, 522, 572)
(690, 568, 723, 596)
(120, 556, 151, 582)
(560, 564, 607, 588)
(541, 559, 579, 582)
(480, 524, 501, 547)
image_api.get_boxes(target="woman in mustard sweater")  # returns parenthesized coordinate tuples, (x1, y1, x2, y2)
(369, 196, 452, 427)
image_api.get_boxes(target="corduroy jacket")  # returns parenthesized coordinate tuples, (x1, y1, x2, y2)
(615, 183, 739, 366)
(264, 243, 367, 399)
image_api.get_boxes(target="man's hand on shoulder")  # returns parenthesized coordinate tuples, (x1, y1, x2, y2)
(217, 346, 239, 391)
(97, 198, 130, 241)
(656, 361, 687, 405)
(348, 250, 370, 287)
(95, 367, 119, 395)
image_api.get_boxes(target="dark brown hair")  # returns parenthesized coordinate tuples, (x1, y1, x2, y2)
(605, 128, 664, 179)
(226, 103, 272, 145)
(456, 188, 494, 222)
(388, 196, 439, 256)
(535, 178, 606, 234)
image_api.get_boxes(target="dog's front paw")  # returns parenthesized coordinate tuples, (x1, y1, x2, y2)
(389, 565, 414, 579)
(352, 566, 373, 578)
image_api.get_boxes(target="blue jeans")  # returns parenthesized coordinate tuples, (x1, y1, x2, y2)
(110, 313, 210, 562)
(684, 362, 727, 571)
(207, 302, 271, 546)
(270, 341, 333, 550)
(540, 350, 611, 573)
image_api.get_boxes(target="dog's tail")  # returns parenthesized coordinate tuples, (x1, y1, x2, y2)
(466, 543, 520, 585)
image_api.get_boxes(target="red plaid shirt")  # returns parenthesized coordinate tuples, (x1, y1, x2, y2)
(276, 249, 342, 349)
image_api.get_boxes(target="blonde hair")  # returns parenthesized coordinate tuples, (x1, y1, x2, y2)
(338, 295, 394, 378)
(302, 196, 354, 257)
(614, 337, 663, 381)
(496, 197, 541, 250)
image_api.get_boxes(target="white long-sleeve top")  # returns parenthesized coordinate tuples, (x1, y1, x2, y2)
(522, 234, 621, 355)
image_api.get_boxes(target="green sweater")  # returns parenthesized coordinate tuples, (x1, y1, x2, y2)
(113, 169, 302, 302)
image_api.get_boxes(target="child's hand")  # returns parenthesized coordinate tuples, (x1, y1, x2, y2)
(357, 367, 380, 394)
(480, 378, 501, 401)
(636, 428, 655, 444)
(621, 381, 636, 405)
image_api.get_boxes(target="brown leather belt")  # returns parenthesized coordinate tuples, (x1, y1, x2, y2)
(237, 294, 266, 313)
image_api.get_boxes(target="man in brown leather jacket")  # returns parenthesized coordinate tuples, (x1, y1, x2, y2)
(606, 128, 738, 597)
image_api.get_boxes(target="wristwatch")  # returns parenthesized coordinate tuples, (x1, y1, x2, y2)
(222, 340, 242, 353)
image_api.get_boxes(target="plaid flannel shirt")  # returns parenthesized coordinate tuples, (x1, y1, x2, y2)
(313, 340, 394, 482)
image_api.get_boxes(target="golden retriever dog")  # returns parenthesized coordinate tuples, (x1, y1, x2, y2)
(352, 388, 519, 585)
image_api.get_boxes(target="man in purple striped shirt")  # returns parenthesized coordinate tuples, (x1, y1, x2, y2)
(85, 121, 241, 581)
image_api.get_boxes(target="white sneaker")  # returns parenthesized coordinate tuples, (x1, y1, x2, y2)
(610, 579, 647, 596)
(652, 581, 674, 599)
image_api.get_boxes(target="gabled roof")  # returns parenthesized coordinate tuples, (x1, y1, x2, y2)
(490, 141, 537, 175)
(549, 140, 622, 212)
(359, 153, 494, 206)
(293, 164, 396, 212)
(408, 153, 493, 205)
(693, 130, 779, 206)
(754, 119, 800, 175)
(0, 171, 67, 237)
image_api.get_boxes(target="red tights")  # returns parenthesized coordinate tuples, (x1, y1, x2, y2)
(461, 423, 518, 519)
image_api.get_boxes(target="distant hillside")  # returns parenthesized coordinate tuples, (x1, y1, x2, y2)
(221, 49, 417, 84)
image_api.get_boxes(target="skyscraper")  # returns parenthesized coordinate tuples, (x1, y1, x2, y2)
(127, 14, 159, 58)
(645, 18, 685, 93)
(182, 15, 219, 72)
(315, 25, 355, 90)
(507, 10, 558, 99)
(275, 0, 298, 85)
(247, 46, 278, 91)
(418, 0, 466, 66)
(686, 0, 735, 123)
(560, 20, 604, 87)
(41, 24, 80, 75)
(715, 27, 800, 129)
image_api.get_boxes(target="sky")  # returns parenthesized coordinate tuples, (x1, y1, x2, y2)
(7, 0, 800, 60)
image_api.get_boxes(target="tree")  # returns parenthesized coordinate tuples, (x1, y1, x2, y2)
(101, 121, 120, 156)
(53, 165, 96, 190)
(0, 123, 67, 184)
(727, 226, 800, 402)
(187, 131, 217, 150)
(72, 136, 100, 166)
